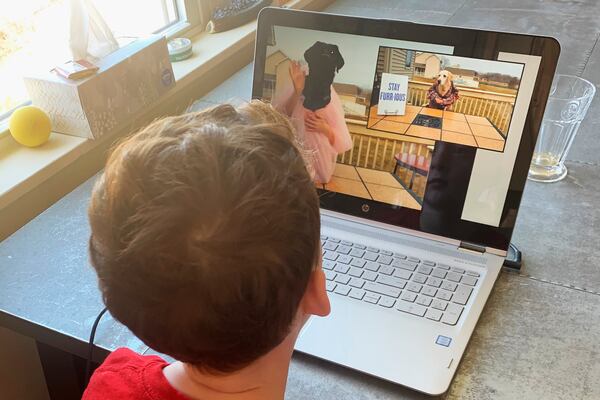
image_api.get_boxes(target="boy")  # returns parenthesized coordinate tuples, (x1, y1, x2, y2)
(83, 101, 330, 399)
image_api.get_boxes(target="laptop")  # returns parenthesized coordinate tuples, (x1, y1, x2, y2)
(252, 8, 559, 395)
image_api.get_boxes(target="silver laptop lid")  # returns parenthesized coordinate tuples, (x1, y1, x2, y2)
(252, 8, 560, 254)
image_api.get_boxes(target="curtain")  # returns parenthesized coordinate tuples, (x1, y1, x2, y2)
(69, 0, 119, 61)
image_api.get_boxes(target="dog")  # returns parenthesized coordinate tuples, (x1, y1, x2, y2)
(427, 70, 459, 110)
(302, 41, 345, 111)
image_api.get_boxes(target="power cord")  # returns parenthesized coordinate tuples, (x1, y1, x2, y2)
(85, 307, 108, 387)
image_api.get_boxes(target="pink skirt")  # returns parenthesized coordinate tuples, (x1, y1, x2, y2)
(275, 86, 352, 183)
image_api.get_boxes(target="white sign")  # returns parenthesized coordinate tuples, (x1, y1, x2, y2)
(377, 73, 409, 115)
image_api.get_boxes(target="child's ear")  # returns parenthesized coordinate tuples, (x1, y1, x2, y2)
(301, 264, 331, 317)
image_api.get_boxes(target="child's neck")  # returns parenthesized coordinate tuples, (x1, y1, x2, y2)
(163, 327, 299, 400)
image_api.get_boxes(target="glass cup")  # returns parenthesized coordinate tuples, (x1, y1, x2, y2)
(528, 75, 596, 182)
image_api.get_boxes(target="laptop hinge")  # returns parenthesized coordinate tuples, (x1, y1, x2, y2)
(458, 241, 486, 254)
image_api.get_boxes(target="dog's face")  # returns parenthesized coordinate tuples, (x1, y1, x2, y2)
(304, 41, 345, 74)
(437, 70, 453, 86)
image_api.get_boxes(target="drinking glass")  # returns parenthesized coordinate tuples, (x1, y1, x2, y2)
(528, 74, 596, 182)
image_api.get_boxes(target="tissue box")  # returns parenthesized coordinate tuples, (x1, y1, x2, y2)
(23, 35, 175, 139)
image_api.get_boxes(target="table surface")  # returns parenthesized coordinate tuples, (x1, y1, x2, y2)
(2, 1, 600, 399)
(367, 105, 506, 151)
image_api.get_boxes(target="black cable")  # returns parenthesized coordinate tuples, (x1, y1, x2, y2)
(85, 307, 109, 387)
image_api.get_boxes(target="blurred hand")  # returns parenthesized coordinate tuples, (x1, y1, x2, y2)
(289, 61, 305, 95)
(434, 97, 444, 104)
(305, 111, 335, 146)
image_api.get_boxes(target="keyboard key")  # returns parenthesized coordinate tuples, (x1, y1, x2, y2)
(351, 258, 366, 268)
(416, 295, 432, 307)
(337, 255, 352, 264)
(407, 282, 422, 293)
(378, 296, 395, 308)
(393, 269, 412, 280)
(446, 271, 462, 282)
(323, 251, 338, 261)
(426, 277, 443, 288)
(422, 286, 437, 297)
(441, 303, 464, 325)
(436, 289, 453, 301)
(350, 248, 365, 258)
(364, 252, 379, 261)
(336, 245, 352, 255)
(377, 275, 407, 290)
(363, 292, 380, 303)
(401, 292, 417, 302)
(422, 260, 436, 266)
(334, 285, 351, 296)
(377, 255, 393, 265)
(396, 301, 427, 317)
(334, 264, 350, 274)
(326, 281, 336, 292)
(451, 267, 465, 274)
(380, 250, 393, 256)
(425, 308, 443, 321)
(461, 275, 478, 286)
(325, 270, 336, 281)
(417, 265, 433, 275)
(431, 299, 448, 311)
(395, 260, 418, 271)
(349, 277, 365, 288)
(348, 267, 363, 277)
(431, 268, 447, 279)
(341, 240, 353, 246)
(353, 243, 366, 250)
(452, 285, 473, 305)
(412, 273, 428, 284)
(323, 242, 338, 251)
(379, 266, 394, 275)
(364, 282, 401, 298)
(335, 275, 351, 285)
(365, 262, 380, 272)
(466, 270, 480, 277)
(320, 235, 328, 240)
(437, 263, 451, 270)
(362, 271, 377, 281)
(407, 256, 420, 263)
(323, 260, 336, 270)
(441, 281, 458, 292)
(349, 288, 365, 300)
(393, 253, 407, 259)
(367, 247, 380, 253)
(328, 237, 340, 243)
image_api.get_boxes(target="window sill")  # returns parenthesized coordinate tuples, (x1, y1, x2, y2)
(0, 0, 333, 240)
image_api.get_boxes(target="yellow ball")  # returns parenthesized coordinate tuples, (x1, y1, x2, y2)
(9, 106, 52, 147)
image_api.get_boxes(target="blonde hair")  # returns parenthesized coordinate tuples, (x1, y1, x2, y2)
(88, 101, 320, 372)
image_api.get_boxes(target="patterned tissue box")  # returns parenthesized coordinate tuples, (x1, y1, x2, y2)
(24, 35, 175, 140)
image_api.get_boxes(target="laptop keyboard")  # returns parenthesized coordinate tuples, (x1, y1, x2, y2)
(321, 235, 482, 326)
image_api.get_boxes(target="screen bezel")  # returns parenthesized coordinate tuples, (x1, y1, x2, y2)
(252, 7, 560, 252)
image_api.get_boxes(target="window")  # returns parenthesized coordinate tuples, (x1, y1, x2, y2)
(0, 0, 209, 120)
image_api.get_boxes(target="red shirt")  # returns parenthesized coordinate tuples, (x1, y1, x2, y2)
(83, 348, 191, 400)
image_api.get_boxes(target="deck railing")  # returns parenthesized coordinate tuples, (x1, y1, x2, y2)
(407, 80, 516, 135)
(337, 120, 433, 172)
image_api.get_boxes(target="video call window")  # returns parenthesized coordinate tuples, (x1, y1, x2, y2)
(368, 46, 525, 153)
(261, 26, 525, 214)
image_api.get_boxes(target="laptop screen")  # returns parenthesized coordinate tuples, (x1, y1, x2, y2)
(253, 9, 559, 252)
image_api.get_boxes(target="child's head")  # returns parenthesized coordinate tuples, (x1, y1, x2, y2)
(88, 101, 329, 373)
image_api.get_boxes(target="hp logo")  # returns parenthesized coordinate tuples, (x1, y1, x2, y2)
(361, 204, 370, 213)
